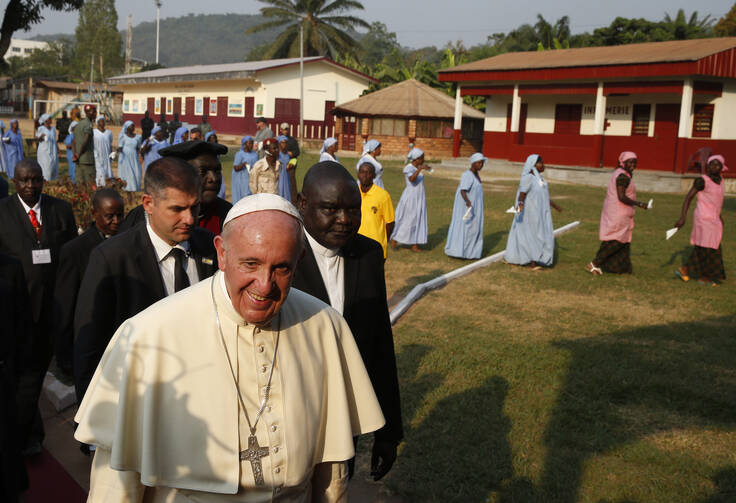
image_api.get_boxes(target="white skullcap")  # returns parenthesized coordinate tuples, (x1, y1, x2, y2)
(223, 193, 303, 228)
(279, 122, 289, 129)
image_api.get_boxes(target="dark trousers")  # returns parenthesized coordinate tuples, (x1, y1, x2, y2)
(76, 163, 95, 184)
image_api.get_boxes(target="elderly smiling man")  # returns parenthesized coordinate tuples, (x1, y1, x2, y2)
(75, 193, 384, 502)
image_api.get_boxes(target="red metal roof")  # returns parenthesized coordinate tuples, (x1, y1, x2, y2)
(439, 38, 736, 82)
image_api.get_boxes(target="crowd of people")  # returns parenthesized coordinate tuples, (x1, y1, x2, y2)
(0, 101, 728, 501)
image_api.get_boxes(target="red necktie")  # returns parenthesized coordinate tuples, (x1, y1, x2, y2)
(28, 209, 42, 240)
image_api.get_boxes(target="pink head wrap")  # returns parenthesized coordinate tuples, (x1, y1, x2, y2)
(707, 154, 728, 172)
(618, 151, 637, 167)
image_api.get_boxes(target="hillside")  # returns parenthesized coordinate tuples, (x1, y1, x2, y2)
(33, 13, 284, 67)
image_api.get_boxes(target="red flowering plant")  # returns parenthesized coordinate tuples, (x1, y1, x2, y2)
(44, 176, 131, 232)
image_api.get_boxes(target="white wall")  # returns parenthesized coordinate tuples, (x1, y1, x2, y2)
(709, 82, 736, 139)
(484, 96, 509, 132)
(118, 60, 371, 122)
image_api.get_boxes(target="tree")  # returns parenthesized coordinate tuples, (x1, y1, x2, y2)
(663, 9, 713, 39)
(247, 0, 370, 60)
(714, 3, 736, 36)
(0, 0, 84, 64)
(73, 0, 123, 80)
(357, 21, 399, 66)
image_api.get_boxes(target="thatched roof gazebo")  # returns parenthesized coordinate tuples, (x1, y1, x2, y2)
(331, 79, 484, 158)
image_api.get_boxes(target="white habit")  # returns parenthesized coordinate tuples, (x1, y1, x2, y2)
(75, 271, 385, 502)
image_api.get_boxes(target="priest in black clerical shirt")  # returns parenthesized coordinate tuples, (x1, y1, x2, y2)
(53, 189, 124, 379)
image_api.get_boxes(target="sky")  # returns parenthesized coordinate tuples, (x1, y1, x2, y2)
(10, 0, 736, 49)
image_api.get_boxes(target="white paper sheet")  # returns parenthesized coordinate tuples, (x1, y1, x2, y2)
(665, 227, 679, 240)
(462, 206, 473, 221)
(647, 199, 654, 209)
(505, 206, 519, 214)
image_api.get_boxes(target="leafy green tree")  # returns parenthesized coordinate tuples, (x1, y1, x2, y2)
(714, 3, 736, 36)
(247, 0, 370, 60)
(663, 9, 713, 39)
(358, 21, 399, 66)
(7, 39, 74, 78)
(74, 0, 123, 80)
(0, 0, 84, 64)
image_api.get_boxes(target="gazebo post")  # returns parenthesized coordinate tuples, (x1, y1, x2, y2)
(452, 84, 462, 157)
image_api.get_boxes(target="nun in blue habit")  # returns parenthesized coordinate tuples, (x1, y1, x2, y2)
(65, 121, 77, 182)
(276, 135, 293, 201)
(93, 115, 114, 186)
(0, 120, 8, 175)
(390, 147, 429, 252)
(504, 154, 562, 268)
(357, 139, 384, 188)
(173, 126, 189, 145)
(445, 152, 486, 259)
(117, 120, 142, 191)
(36, 113, 59, 180)
(3, 119, 24, 178)
(232, 135, 257, 203)
(319, 137, 338, 162)
(141, 126, 169, 171)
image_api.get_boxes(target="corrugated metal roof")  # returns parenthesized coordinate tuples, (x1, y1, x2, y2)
(37, 80, 122, 93)
(108, 56, 376, 84)
(333, 79, 484, 119)
(440, 37, 736, 73)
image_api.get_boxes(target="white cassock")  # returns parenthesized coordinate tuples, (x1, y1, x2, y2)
(75, 271, 385, 502)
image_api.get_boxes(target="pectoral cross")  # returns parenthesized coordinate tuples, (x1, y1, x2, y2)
(240, 434, 270, 486)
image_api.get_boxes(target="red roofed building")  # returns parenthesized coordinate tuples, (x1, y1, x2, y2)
(439, 38, 736, 175)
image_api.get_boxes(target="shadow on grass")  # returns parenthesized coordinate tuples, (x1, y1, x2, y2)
(390, 316, 736, 502)
(387, 269, 445, 307)
(427, 224, 450, 251)
(538, 315, 736, 503)
(662, 246, 692, 268)
(483, 230, 507, 256)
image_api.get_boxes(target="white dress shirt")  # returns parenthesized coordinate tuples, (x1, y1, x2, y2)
(18, 194, 42, 225)
(146, 222, 199, 295)
(305, 231, 344, 315)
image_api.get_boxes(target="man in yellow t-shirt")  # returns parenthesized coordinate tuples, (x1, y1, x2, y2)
(358, 161, 395, 258)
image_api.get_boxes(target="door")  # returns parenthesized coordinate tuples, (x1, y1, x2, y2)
(160, 96, 166, 119)
(654, 104, 680, 172)
(217, 97, 228, 129)
(173, 97, 182, 117)
(324, 100, 335, 137)
(185, 97, 195, 122)
(244, 97, 255, 133)
(341, 115, 357, 151)
(147, 97, 155, 116)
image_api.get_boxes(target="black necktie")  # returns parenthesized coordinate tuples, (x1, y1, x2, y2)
(171, 248, 190, 292)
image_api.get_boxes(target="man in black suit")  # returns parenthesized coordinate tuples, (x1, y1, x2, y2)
(292, 161, 403, 481)
(0, 175, 8, 199)
(73, 157, 219, 405)
(119, 140, 232, 235)
(53, 189, 124, 378)
(0, 253, 31, 500)
(0, 159, 77, 453)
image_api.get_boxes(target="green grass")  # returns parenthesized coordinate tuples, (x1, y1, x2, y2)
(13, 150, 736, 503)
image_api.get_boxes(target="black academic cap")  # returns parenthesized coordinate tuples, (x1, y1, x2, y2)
(159, 140, 228, 159)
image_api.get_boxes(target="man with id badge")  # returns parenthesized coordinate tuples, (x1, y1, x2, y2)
(0, 159, 77, 454)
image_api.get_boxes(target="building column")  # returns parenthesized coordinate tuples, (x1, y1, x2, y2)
(510, 84, 521, 144)
(675, 79, 694, 172)
(593, 82, 606, 167)
(452, 84, 462, 157)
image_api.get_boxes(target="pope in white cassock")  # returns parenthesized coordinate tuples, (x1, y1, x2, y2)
(75, 193, 385, 502)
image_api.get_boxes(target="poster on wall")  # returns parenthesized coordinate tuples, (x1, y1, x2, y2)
(228, 101, 244, 116)
(123, 100, 130, 113)
(195, 98, 203, 115)
(154, 98, 161, 115)
(166, 99, 173, 114)
(209, 99, 217, 116)
(132, 100, 140, 113)
(256, 103, 263, 116)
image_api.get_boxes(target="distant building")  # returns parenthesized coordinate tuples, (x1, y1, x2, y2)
(439, 37, 736, 174)
(109, 56, 376, 138)
(4, 39, 49, 61)
(331, 78, 484, 158)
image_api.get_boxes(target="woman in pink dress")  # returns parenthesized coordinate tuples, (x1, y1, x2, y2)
(674, 154, 727, 285)
(586, 151, 650, 275)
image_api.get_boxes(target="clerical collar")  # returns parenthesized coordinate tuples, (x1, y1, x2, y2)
(305, 231, 339, 258)
(146, 222, 190, 264)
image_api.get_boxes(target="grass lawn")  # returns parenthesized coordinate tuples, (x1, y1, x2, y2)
(17, 150, 736, 502)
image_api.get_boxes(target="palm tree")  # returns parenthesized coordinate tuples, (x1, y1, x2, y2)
(663, 9, 713, 40)
(247, 0, 370, 60)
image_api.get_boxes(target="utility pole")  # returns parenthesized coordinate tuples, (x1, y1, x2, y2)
(155, 0, 162, 64)
(299, 22, 304, 146)
(125, 14, 132, 74)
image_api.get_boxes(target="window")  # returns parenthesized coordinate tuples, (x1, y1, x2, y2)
(370, 118, 407, 136)
(24, 48, 31, 54)
(692, 104, 714, 138)
(11, 47, 20, 53)
(462, 120, 482, 139)
(554, 104, 582, 135)
(631, 104, 651, 136)
(416, 120, 454, 138)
